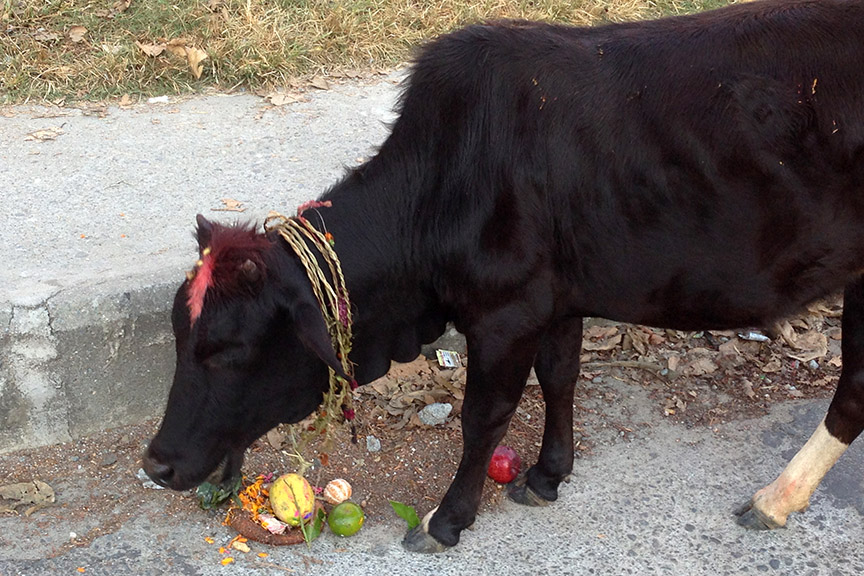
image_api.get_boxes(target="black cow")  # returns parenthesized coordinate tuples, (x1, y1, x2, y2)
(144, 0, 864, 552)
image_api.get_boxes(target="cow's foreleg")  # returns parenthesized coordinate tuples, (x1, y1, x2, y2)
(735, 277, 864, 529)
(509, 316, 583, 506)
(402, 310, 541, 552)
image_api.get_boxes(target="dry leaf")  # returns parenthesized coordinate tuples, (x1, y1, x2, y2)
(761, 358, 782, 373)
(583, 334, 622, 351)
(266, 428, 285, 450)
(113, 0, 132, 13)
(25, 128, 63, 141)
(584, 325, 618, 339)
(0, 480, 55, 516)
(67, 26, 87, 43)
(683, 356, 718, 376)
(267, 92, 303, 106)
(667, 355, 680, 372)
(309, 76, 330, 90)
(626, 326, 652, 355)
(212, 198, 245, 212)
(135, 41, 165, 57)
(583, 325, 621, 351)
(184, 46, 209, 79)
(786, 330, 828, 363)
(32, 29, 60, 42)
(118, 94, 133, 108)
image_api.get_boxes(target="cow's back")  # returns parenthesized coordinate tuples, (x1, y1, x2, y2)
(388, 0, 864, 330)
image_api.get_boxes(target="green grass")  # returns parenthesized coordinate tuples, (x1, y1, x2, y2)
(0, 0, 739, 104)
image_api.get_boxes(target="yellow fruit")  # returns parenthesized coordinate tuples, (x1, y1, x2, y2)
(327, 501, 365, 537)
(322, 478, 352, 505)
(268, 474, 315, 527)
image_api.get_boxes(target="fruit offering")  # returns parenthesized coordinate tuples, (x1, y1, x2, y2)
(487, 445, 521, 484)
(322, 478, 353, 505)
(327, 501, 365, 537)
(268, 473, 315, 526)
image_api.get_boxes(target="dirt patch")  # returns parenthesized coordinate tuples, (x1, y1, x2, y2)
(0, 300, 842, 557)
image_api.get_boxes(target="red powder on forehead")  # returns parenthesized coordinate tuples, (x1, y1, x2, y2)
(187, 253, 213, 325)
(185, 222, 272, 326)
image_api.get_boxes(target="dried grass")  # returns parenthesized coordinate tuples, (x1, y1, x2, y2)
(0, 0, 736, 103)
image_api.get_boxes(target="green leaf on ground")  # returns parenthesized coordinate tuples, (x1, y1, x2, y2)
(389, 500, 420, 529)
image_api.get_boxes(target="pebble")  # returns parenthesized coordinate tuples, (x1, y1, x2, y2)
(366, 435, 382, 453)
(100, 452, 118, 467)
(136, 468, 165, 490)
(418, 403, 452, 426)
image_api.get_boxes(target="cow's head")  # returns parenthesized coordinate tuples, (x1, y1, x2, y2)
(142, 215, 346, 491)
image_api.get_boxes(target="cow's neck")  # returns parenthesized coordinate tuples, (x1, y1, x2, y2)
(308, 168, 447, 384)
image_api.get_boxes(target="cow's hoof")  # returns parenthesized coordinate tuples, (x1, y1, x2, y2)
(402, 525, 452, 553)
(401, 506, 453, 553)
(733, 500, 784, 530)
(507, 473, 551, 507)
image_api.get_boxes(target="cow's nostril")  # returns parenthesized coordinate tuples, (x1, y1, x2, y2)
(142, 450, 175, 487)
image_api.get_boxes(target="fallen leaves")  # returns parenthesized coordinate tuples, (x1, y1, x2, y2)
(25, 127, 64, 141)
(355, 356, 464, 431)
(776, 320, 828, 363)
(67, 26, 87, 43)
(264, 91, 306, 106)
(135, 39, 209, 79)
(308, 76, 330, 90)
(583, 325, 622, 351)
(0, 480, 55, 516)
(31, 29, 60, 43)
(576, 295, 843, 424)
(211, 198, 245, 212)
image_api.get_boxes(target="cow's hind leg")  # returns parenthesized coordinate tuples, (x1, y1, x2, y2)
(735, 277, 864, 529)
(509, 316, 583, 506)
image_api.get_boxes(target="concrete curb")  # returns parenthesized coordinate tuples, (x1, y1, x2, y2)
(0, 272, 177, 453)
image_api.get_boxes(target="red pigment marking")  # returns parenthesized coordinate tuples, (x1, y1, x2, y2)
(187, 254, 213, 325)
(296, 200, 332, 217)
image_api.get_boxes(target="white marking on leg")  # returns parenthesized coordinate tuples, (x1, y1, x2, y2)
(752, 418, 848, 525)
(421, 506, 439, 534)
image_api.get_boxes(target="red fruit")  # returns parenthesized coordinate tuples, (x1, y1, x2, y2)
(487, 445, 521, 484)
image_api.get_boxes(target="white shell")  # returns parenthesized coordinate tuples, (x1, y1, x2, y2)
(323, 478, 352, 505)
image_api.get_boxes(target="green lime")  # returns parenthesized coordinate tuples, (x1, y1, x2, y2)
(327, 501, 365, 537)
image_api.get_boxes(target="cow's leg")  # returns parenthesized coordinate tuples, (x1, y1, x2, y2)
(402, 308, 542, 553)
(735, 277, 864, 529)
(509, 316, 583, 505)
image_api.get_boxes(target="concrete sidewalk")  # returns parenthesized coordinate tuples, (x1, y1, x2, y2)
(0, 76, 402, 453)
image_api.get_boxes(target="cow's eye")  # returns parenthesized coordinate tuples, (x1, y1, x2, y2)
(197, 343, 248, 368)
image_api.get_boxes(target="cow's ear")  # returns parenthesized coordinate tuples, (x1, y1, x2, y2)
(196, 214, 213, 250)
(292, 301, 349, 381)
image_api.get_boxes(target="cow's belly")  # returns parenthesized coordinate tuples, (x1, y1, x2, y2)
(567, 221, 862, 331)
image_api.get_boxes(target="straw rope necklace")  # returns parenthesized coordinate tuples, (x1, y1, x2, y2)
(264, 203, 357, 459)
